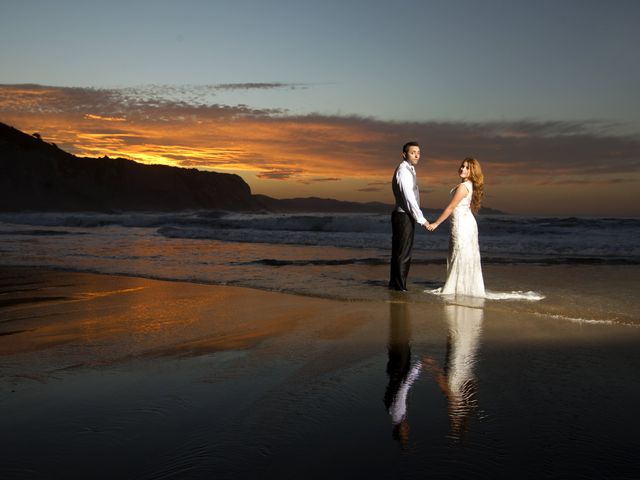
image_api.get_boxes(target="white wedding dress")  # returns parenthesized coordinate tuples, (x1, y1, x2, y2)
(439, 181, 485, 297)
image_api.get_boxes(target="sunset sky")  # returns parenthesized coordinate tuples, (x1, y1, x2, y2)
(1, 0, 639, 216)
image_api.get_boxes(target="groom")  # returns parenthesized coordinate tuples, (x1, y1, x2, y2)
(389, 141, 429, 291)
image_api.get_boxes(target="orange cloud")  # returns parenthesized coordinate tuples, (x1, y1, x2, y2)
(2, 84, 639, 215)
(84, 113, 127, 122)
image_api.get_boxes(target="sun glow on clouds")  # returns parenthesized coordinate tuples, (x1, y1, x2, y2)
(1, 84, 639, 215)
(84, 113, 126, 122)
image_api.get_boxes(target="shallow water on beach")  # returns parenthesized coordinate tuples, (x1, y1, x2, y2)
(0, 213, 638, 324)
(0, 269, 639, 479)
(0, 212, 639, 477)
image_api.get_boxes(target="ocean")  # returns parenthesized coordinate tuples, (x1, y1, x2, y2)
(2, 211, 640, 479)
(1, 211, 638, 323)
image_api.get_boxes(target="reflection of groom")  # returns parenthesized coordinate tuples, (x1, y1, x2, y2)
(385, 301, 421, 446)
(389, 141, 429, 291)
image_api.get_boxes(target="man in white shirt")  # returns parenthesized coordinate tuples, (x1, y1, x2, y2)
(389, 141, 429, 291)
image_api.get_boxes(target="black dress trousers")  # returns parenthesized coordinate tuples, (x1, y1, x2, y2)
(389, 211, 415, 291)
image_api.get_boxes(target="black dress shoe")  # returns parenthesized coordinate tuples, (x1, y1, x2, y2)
(389, 286, 408, 292)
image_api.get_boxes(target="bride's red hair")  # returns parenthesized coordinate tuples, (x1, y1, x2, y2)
(462, 158, 484, 214)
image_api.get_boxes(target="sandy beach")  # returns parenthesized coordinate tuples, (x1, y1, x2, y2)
(1, 265, 639, 479)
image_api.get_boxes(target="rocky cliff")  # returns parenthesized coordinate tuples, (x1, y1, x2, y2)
(0, 122, 259, 212)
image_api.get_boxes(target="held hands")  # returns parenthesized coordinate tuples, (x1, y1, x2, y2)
(421, 220, 439, 232)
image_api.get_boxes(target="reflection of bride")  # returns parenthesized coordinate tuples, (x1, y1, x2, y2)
(424, 301, 484, 440)
(384, 301, 421, 447)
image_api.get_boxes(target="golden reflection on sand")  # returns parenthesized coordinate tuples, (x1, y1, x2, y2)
(0, 271, 364, 364)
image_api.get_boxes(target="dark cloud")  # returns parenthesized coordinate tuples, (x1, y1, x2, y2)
(0, 84, 285, 119)
(312, 177, 341, 182)
(535, 178, 636, 186)
(366, 181, 389, 186)
(357, 187, 383, 192)
(215, 83, 304, 90)
(256, 167, 305, 180)
(272, 113, 640, 178)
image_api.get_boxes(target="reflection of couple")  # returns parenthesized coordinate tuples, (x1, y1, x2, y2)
(385, 301, 484, 445)
(389, 141, 485, 297)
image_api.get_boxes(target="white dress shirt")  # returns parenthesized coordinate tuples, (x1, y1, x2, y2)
(392, 160, 426, 225)
(388, 361, 423, 425)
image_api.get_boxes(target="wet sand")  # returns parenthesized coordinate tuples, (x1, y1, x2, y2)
(1, 266, 639, 479)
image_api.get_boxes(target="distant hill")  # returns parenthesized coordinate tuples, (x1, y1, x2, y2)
(0, 122, 259, 212)
(477, 206, 505, 215)
(0, 122, 505, 215)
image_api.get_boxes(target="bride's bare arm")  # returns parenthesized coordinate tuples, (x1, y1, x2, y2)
(427, 183, 469, 231)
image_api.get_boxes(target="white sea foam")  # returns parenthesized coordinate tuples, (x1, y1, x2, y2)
(534, 313, 638, 328)
(484, 290, 545, 301)
(425, 289, 545, 301)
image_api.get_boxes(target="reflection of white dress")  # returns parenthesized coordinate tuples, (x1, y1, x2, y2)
(441, 181, 485, 297)
(444, 303, 483, 439)
(445, 304, 483, 400)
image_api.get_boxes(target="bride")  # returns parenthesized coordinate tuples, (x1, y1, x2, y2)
(427, 158, 485, 297)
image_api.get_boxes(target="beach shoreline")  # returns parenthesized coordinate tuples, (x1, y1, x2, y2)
(1, 265, 639, 478)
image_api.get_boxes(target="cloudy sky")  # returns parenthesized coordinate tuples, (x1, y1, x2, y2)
(1, 0, 639, 215)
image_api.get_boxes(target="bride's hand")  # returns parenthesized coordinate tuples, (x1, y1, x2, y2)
(427, 222, 438, 231)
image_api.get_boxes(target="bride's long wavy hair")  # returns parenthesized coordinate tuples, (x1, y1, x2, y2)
(462, 157, 484, 214)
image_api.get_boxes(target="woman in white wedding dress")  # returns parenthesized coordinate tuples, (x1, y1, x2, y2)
(428, 158, 485, 297)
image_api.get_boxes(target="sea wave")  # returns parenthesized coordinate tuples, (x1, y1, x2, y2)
(1, 211, 639, 263)
(235, 258, 389, 267)
(0, 229, 84, 236)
